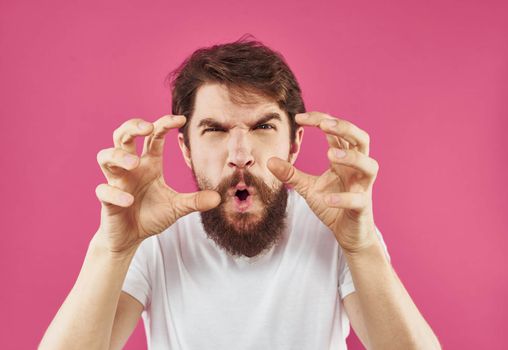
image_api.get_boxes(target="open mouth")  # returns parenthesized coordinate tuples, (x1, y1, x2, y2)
(235, 189, 250, 201)
(232, 186, 253, 212)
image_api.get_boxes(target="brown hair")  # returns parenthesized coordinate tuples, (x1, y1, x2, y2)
(165, 34, 306, 149)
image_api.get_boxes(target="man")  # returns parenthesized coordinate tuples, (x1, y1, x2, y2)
(39, 36, 441, 349)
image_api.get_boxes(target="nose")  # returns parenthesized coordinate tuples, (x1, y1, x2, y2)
(227, 129, 255, 170)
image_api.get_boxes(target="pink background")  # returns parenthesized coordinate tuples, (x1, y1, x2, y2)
(1, 0, 507, 349)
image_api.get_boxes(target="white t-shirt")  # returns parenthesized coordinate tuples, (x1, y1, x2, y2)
(122, 189, 390, 349)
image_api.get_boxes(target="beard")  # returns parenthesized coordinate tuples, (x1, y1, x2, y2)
(192, 167, 289, 258)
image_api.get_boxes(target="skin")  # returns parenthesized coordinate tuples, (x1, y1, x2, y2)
(178, 82, 304, 230)
(268, 111, 380, 254)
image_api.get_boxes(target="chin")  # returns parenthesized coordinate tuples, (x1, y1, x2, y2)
(226, 211, 263, 233)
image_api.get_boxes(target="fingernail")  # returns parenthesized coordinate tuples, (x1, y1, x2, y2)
(119, 193, 133, 205)
(334, 149, 346, 158)
(323, 119, 337, 127)
(297, 113, 308, 118)
(138, 121, 151, 130)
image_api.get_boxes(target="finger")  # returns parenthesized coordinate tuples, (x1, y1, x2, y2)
(97, 147, 140, 180)
(173, 190, 221, 217)
(267, 156, 316, 198)
(327, 148, 379, 181)
(142, 115, 186, 157)
(113, 118, 154, 154)
(325, 191, 368, 210)
(326, 134, 350, 150)
(95, 183, 134, 208)
(296, 111, 370, 155)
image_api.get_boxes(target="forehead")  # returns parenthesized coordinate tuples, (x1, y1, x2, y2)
(191, 83, 287, 125)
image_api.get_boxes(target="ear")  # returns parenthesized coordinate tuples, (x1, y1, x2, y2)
(178, 133, 192, 169)
(289, 126, 304, 165)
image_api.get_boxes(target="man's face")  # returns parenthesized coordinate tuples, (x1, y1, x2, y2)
(178, 83, 303, 257)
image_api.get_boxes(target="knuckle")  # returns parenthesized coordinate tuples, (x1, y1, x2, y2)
(314, 110, 328, 118)
(113, 118, 144, 142)
(338, 119, 350, 134)
(113, 123, 125, 135)
(130, 117, 146, 125)
(112, 147, 127, 160)
(129, 118, 150, 131)
(151, 122, 165, 136)
(112, 128, 122, 143)
(365, 132, 371, 144)
(117, 133, 129, 145)
(123, 118, 144, 129)
(372, 159, 380, 173)
(158, 115, 175, 124)
(96, 149, 105, 163)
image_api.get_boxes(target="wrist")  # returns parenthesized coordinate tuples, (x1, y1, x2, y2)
(342, 235, 386, 262)
(90, 229, 141, 262)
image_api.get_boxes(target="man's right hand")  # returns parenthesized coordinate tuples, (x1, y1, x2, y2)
(94, 115, 220, 255)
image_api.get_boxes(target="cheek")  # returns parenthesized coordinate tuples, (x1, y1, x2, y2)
(252, 137, 291, 187)
(253, 135, 291, 161)
(190, 147, 226, 186)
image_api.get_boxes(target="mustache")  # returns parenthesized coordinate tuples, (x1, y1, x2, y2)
(213, 170, 277, 205)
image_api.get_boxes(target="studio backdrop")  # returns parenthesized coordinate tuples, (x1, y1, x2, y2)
(1, 0, 507, 349)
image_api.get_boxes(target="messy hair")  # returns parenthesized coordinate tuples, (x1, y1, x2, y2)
(165, 34, 306, 149)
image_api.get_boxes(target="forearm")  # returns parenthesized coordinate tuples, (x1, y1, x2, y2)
(344, 240, 441, 350)
(39, 231, 139, 350)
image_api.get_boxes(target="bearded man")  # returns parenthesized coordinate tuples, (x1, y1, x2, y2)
(40, 36, 441, 350)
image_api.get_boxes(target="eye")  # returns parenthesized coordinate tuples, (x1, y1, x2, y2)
(254, 123, 275, 130)
(203, 127, 226, 134)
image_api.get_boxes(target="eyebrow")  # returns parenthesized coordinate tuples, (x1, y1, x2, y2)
(197, 112, 282, 129)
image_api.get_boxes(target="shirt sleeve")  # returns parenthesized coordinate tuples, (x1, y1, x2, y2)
(338, 224, 391, 300)
(121, 237, 153, 309)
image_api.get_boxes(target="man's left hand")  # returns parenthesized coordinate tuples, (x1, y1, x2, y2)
(268, 111, 380, 254)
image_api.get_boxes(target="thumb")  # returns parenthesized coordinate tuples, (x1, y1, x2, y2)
(174, 190, 221, 217)
(267, 157, 314, 198)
